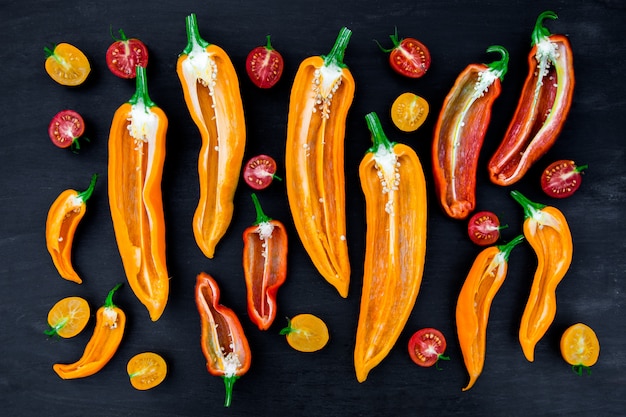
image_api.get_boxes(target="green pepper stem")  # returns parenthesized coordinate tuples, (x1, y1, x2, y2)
(485, 45, 509, 81)
(251, 193, 272, 225)
(128, 66, 155, 108)
(223, 375, 239, 407)
(104, 283, 123, 308)
(497, 234, 525, 262)
(322, 27, 352, 68)
(182, 13, 209, 55)
(77, 173, 98, 202)
(510, 190, 546, 219)
(365, 112, 396, 154)
(531, 10, 558, 47)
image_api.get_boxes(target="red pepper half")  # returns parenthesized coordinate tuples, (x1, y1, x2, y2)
(488, 11, 575, 186)
(195, 272, 251, 407)
(432, 45, 508, 220)
(243, 194, 288, 330)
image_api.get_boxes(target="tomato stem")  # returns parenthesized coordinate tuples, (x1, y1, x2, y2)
(182, 13, 209, 55)
(264, 34, 274, 50)
(373, 26, 401, 53)
(365, 112, 396, 154)
(129, 66, 155, 108)
(510, 190, 546, 219)
(109, 25, 129, 42)
(572, 364, 591, 376)
(575, 164, 589, 173)
(322, 27, 351, 69)
(250, 193, 272, 225)
(531, 11, 558, 47)
(279, 317, 294, 335)
(435, 354, 450, 370)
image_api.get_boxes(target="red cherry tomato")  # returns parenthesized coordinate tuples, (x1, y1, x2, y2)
(408, 328, 448, 368)
(467, 211, 505, 246)
(243, 155, 280, 190)
(246, 35, 284, 89)
(541, 160, 588, 198)
(376, 28, 431, 78)
(106, 28, 149, 79)
(48, 110, 87, 150)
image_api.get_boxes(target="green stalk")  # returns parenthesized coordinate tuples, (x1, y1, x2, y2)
(484, 45, 509, 81)
(251, 193, 272, 225)
(510, 190, 546, 219)
(182, 13, 210, 55)
(77, 173, 98, 203)
(531, 10, 558, 46)
(365, 112, 396, 154)
(322, 27, 352, 68)
(129, 66, 155, 108)
(497, 234, 525, 262)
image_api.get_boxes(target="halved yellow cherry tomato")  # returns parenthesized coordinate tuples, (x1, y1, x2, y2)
(560, 323, 600, 375)
(391, 92, 429, 132)
(280, 314, 329, 352)
(45, 296, 90, 338)
(44, 43, 91, 86)
(127, 352, 167, 390)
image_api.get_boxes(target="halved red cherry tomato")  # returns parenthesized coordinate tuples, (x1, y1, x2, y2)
(408, 328, 449, 368)
(541, 160, 588, 199)
(243, 155, 281, 190)
(391, 92, 429, 132)
(105, 28, 149, 79)
(48, 110, 87, 151)
(44, 43, 91, 86)
(467, 211, 506, 246)
(246, 35, 284, 89)
(375, 28, 431, 79)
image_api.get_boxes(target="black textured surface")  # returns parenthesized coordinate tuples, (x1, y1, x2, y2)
(1, 1, 625, 416)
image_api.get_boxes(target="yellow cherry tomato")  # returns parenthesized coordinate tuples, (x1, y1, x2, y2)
(560, 323, 600, 375)
(44, 43, 91, 86)
(280, 314, 329, 352)
(127, 352, 167, 390)
(45, 296, 90, 338)
(391, 92, 429, 132)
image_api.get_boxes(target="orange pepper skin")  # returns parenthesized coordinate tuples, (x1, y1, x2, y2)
(45, 174, 97, 284)
(354, 113, 427, 382)
(195, 272, 251, 407)
(176, 13, 246, 259)
(488, 11, 575, 186)
(108, 66, 169, 322)
(285, 27, 353, 298)
(432, 46, 508, 220)
(511, 191, 573, 361)
(456, 235, 524, 391)
(243, 194, 288, 330)
(53, 284, 125, 379)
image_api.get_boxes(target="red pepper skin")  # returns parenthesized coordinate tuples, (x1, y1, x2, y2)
(432, 46, 508, 220)
(243, 194, 288, 330)
(488, 11, 575, 186)
(195, 272, 251, 407)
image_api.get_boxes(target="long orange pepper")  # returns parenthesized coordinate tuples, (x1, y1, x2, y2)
(53, 284, 125, 379)
(511, 191, 573, 361)
(456, 235, 524, 391)
(285, 27, 353, 297)
(243, 194, 288, 330)
(108, 66, 169, 322)
(354, 112, 427, 382)
(432, 45, 508, 220)
(45, 173, 97, 284)
(195, 272, 251, 407)
(177, 13, 246, 259)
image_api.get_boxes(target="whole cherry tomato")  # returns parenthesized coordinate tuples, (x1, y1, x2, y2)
(44, 43, 91, 86)
(541, 160, 588, 198)
(48, 110, 88, 151)
(245, 35, 284, 88)
(467, 211, 506, 246)
(408, 328, 449, 368)
(243, 155, 281, 190)
(391, 92, 429, 132)
(375, 28, 431, 78)
(106, 28, 149, 79)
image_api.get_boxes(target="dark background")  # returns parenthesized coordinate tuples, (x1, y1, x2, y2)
(1, 1, 625, 416)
